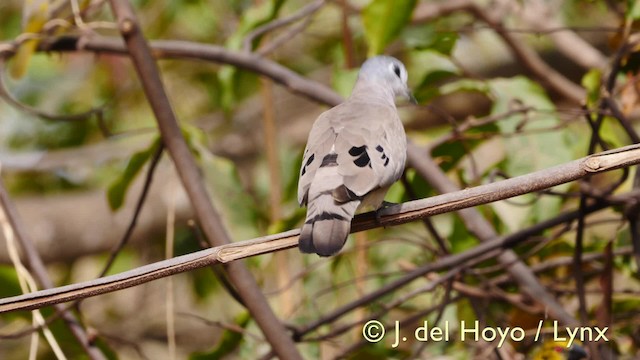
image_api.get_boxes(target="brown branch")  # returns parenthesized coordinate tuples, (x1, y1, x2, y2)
(0, 179, 107, 359)
(517, 0, 608, 70)
(11, 35, 344, 107)
(1, 144, 638, 314)
(98, 143, 163, 277)
(408, 142, 580, 326)
(0, 59, 105, 122)
(411, 0, 586, 104)
(242, 0, 326, 53)
(105, 2, 302, 359)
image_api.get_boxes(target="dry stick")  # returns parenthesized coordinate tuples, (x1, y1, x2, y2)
(407, 143, 580, 327)
(1, 27, 635, 325)
(411, 0, 585, 104)
(242, 0, 325, 53)
(602, 38, 640, 270)
(259, 74, 295, 315)
(25, 35, 344, 107)
(338, 0, 356, 68)
(0, 179, 106, 360)
(517, 0, 608, 70)
(105, 2, 302, 360)
(0, 60, 104, 122)
(580, 37, 640, 360)
(294, 204, 609, 335)
(332, 296, 465, 359)
(0, 145, 638, 314)
(490, 246, 633, 286)
(99, 142, 163, 277)
(0, 139, 161, 343)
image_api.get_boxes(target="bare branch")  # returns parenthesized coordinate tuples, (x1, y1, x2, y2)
(0, 177, 107, 359)
(0, 60, 105, 122)
(105, 1, 302, 359)
(517, 0, 608, 70)
(243, 0, 326, 53)
(411, 0, 586, 104)
(1, 144, 639, 314)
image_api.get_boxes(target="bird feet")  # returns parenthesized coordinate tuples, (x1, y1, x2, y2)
(374, 201, 398, 225)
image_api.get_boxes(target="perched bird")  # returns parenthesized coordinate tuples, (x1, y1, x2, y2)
(297, 56, 412, 256)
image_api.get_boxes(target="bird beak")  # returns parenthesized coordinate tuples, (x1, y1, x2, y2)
(407, 90, 417, 105)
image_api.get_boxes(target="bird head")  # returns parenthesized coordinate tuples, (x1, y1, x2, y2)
(357, 56, 415, 104)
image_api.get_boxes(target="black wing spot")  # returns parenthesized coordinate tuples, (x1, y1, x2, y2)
(353, 151, 370, 168)
(375, 145, 390, 166)
(349, 145, 367, 156)
(321, 153, 338, 167)
(301, 153, 315, 176)
(349, 145, 371, 168)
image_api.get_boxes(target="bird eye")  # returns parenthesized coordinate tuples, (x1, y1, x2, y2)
(392, 64, 401, 78)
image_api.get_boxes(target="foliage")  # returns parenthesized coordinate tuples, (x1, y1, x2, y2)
(0, 0, 639, 359)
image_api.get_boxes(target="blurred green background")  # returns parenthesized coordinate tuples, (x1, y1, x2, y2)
(0, 0, 639, 359)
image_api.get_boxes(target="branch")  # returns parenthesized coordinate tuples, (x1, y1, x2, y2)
(411, 0, 586, 104)
(242, 0, 326, 53)
(1, 143, 639, 314)
(0, 178, 107, 359)
(3, 35, 344, 107)
(517, 0, 608, 70)
(105, 2, 302, 359)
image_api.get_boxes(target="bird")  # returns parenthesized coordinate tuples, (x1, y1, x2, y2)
(297, 55, 413, 256)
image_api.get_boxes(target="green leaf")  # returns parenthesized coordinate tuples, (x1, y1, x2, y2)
(488, 76, 573, 226)
(363, 0, 418, 56)
(107, 137, 161, 211)
(431, 121, 500, 173)
(189, 312, 251, 360)
(599, 116, 629, 149)
(404, 26, 459, 55)
(627, 0, 640, 20)
(0, 265, 22, 298)
(410, 50, 459, 102)
(581, 68, 602, 106)
(449, 217, 478, 253)
(193, 133, 262, 241)
(414, 69, 457, 102)
(219, 0, 286, 110)
(440, 78, 491, 96)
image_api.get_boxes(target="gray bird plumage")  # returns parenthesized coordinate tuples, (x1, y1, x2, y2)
(297, 56, 411, 256)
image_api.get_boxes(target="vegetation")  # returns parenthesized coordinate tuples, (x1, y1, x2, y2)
(0, 0, 639, 359)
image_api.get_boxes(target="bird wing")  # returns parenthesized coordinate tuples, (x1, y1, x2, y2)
(297, 100, 406, 206)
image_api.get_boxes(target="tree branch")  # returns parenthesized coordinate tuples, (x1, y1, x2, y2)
(1, 143, 639, 314)
(105, 2, 302, 359)
(0, 178, 107, 360)
(411, 0, 586, 104)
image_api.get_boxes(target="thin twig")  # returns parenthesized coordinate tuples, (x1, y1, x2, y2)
(105, 2, 302, 359)
(410, 0, 586, 103)
(98, 143, 163, 278)
(242, 0, 326, 53)
(0, 175, 106, 359)
(0, 60, 106, 123)
(1, 143, 640, 313)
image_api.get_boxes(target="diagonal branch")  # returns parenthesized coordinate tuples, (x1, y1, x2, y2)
(105, 2, 302, 359)
(1, 143, 639, 314)
(0, 178, 107, 360)
(411, 0, 586, 104)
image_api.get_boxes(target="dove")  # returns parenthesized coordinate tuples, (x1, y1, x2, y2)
(297, 56, 412, 256)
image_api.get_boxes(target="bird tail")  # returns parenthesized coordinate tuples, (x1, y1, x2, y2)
(299, 194, 360, 257)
